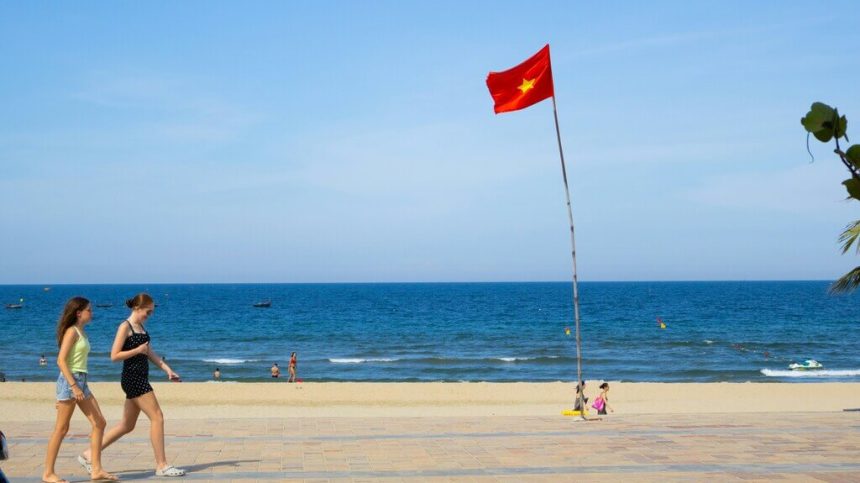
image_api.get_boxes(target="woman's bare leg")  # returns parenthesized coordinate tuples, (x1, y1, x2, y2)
(83, 397, 140, 461)
(76, 396, 117, 480)
(133, 392, 169, 469)
(42, 400, 75, 483)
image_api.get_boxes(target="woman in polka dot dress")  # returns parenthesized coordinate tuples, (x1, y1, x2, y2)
(79, 293, 186, 477)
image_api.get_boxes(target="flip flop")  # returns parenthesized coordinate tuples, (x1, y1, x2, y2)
(77, 454, 93, 473)
(42, 478, 69, 483)
(155, 465, 185, 477)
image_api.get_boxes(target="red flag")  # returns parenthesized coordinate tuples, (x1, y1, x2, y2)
(486, 44, 554, 114)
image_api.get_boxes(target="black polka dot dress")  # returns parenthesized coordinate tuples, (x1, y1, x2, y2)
(121, 321, 153, 399)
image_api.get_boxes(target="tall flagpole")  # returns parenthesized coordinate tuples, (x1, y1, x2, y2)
(551, 95, 585, 420)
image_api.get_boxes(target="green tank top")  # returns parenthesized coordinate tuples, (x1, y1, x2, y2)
(67, 326, 90, 373)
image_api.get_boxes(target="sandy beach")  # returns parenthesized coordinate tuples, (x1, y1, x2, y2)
(2, 381, 859, 422)
(4, 382, 860, 481)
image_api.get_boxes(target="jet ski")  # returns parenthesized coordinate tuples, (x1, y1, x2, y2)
(788, 359, 823, 370)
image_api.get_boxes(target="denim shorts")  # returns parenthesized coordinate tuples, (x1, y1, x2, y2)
(56, 372, 93, 401)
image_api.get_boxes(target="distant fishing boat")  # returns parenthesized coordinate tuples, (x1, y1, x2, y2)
(253, 301, 272, 308)
(6, 297, 23, 309)
(95, 303, 113, 308)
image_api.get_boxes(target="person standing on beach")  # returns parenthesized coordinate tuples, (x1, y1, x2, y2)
(288, 352, 297, 382)
(43, 297, 118, 483)
(592, 382, 614, 415)
(79, 293, 186, 477)
(271, 362, 280, 378)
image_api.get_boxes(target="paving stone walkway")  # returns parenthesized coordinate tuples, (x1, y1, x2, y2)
(2, 412, 859, 482)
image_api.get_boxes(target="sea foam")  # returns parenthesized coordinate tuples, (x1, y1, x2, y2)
(760, 368, 860, 378)
(203, 358, 255, 365)
(329, 358, 398, 364)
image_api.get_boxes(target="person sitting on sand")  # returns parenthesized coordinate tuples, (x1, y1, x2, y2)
(592, 382, 614, 415)
(271, 363, 280, 378)
(574, 380, 588, 411)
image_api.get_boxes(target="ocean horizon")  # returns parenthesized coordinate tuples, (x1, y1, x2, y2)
(2, 281, 858, 384)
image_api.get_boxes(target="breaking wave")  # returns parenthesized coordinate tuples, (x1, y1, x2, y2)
(760, 368, 860, 378)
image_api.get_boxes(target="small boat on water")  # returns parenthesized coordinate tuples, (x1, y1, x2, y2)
(95, 303, 113, 308)
(253, 301, 272, 308)
(5, 304, 23, 309)
(789, 359, 823, 370)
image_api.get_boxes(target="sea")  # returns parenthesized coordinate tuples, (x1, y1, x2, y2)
(1, 282, 858, 383)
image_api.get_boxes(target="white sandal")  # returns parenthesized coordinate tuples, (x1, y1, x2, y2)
(155, 466, 185, 477)
(77, 455, 93, 474)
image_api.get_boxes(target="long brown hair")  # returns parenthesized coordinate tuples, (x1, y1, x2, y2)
(56, 297, 90, 348)
(126, 293, 154, 309)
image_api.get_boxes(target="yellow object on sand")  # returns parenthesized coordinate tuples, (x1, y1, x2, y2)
(561, 409, 587, 416)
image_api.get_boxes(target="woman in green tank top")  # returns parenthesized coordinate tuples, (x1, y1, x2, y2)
(42, 297, 118, 483)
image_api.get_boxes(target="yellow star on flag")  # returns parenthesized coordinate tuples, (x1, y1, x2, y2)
(517, 77, 536, 94)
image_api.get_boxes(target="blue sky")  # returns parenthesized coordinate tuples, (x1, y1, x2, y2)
(1, 1, 858, 284)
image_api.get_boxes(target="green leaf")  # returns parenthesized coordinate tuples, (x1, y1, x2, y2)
(843, 178, 860, 200)
(838, 220, 860, 254)
(801, 102, 835, 133)
(846, 145, 860, 169)
(814, 129, 834, 142)
(836, 114, 848, 139)
(829, 265, 860, 294)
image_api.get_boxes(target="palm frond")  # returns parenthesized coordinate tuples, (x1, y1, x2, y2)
(838, 220, 860, 254)
(829, 266, 860, 294)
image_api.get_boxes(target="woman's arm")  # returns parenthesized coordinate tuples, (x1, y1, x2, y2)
(147, 348, 180, 380)
(110, 323, 147, 362)
(57, 328, 84, 401)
